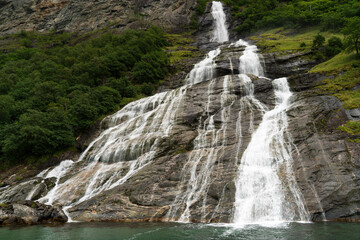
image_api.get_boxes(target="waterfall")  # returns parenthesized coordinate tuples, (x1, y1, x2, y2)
(187, 48, 221, 85)
(235, 39, 265, 77)
(233, 77, 309, 226)
(165, 4, 231, 219)
(36, 86, 188, 211)
(211, 1, 229, 43)
(166, 74, 237, 222)
(0, 1, 310, 225)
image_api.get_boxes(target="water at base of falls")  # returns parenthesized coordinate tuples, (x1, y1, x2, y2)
(1, 222, 359, 240)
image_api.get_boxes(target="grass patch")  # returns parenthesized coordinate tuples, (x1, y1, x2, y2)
(251, 27, 342, 54)
(334, 90, 360, 109)
(338, 121, 360, 143)
(316, 68, 360, 109)
(310, 52, 360, 73)
(251, 27, 360, 110)
(165, 32, 202, 64)
(318, 68, 360, 92)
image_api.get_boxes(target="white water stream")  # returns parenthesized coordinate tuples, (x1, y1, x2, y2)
(211, 1, 229, 43)
(233, 77, 309, 226)
(0, 1, 310, 225)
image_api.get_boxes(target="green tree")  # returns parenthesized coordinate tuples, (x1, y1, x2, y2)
(342, 17, 360, 56)
(312, 34, 325, 50)
(0, 27, 170, 164)
(321, 12, 346, 32)
(325, 36, 343, 57)
(1, 109, 74, 160)
(0, 95, 15, 124)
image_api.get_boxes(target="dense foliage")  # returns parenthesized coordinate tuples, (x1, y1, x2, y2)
(0, 27, 170, 164)
(342, 17, 360, 55)
(221, 0, 360, 34)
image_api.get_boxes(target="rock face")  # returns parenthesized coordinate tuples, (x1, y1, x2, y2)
(0, 41, 358, 223)
(262, 50, 360, 222)
(0, 201, 67, 225)
(0, 0, 196, 35)
(0, 1, 359, 224)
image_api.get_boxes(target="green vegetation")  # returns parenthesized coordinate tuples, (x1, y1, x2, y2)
(317, 69, 360, 109)
(310, 52, 359, 73)
(342, 17, 360, 56)
(222, 0, 360, 34)
(338, 121, 360, 135)
(189, 0, 212, 29)
(250, 27, 342, 54)
(0, 27, 170, 165)
(250, 25, 359, 110)
(338, 121, 360, 143)
(165, 32, 201, 65)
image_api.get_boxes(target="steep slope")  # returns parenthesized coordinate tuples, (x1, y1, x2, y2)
(0, 0, 196, 34)
(0, 1, 359, 225)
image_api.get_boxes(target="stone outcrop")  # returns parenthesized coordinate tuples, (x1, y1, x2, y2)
(0, 0, 197, 35)
(0, 201, 67, 225)
(68, 72, 272, 223)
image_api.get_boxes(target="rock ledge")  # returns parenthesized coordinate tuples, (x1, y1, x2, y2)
(0, 201, 67, 225)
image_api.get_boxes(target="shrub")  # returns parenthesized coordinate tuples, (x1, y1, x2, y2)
(312, 34, 325, 50)
(325, 36, 343, 57)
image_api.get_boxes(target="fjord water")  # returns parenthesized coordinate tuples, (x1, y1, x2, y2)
(1, 222, 360, 240)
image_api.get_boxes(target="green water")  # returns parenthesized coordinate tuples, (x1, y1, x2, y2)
(0, 222, 359, 240)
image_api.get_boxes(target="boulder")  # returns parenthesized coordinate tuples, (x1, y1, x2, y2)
(0, 201, 67, 225)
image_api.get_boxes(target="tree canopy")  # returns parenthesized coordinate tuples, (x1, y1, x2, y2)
(0, 27, 170, 164)
(342, 17, 360, 56)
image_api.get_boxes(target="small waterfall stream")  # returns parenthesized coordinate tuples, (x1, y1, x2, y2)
(0, 1, 310, 226)
(211, 1, 229, 43)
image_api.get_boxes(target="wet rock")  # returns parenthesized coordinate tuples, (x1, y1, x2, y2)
(196, 1, 232, 51)
(0, 27, 359, 224)
(0, 201, 67, 225)
(346, 108, 360, 120)
(262, 51, 320, 80)
(263, 49, 360, 222)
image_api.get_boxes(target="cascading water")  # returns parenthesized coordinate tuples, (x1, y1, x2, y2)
(23, 0, 230, 218)
(187, 48, 221, 85)
(0, 1, 310, 225)
(37, 86, 188, 208)
(211, 1, 229, 43)
(165, 1, 232, 222)
(232, 77, 309, 226)
(235, 39, 265, 77)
